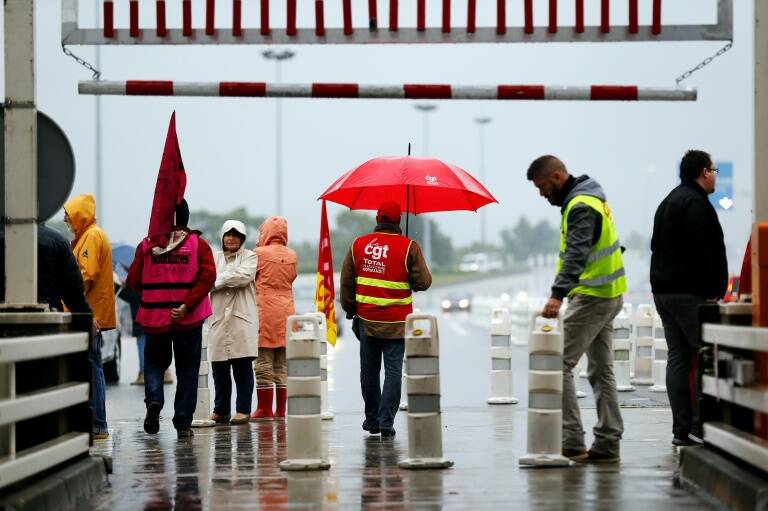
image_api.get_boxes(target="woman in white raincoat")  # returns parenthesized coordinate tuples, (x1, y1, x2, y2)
(209, 220, 259, 425)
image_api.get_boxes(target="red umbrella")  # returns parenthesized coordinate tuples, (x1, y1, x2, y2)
(319, 156, 497, 215)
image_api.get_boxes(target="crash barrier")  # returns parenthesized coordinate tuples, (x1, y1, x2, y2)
(192, 323, 215, 427)
(697, 304, 768, 474)
(399, 314, 453, 470)
(308, 313, 334, 421)
(632, 304, 654, 385)
(0, 312, 92, 490)
(280, 314, 330, 471)
(488, 308, 518, 405)
(509, 300, 532, 346)
(649, 312, 668, 393)
(520, 315, 570, 467)
(613, 304, 635, 392)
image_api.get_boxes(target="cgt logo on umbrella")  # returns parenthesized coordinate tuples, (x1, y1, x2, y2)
(425, 175, 439, 186)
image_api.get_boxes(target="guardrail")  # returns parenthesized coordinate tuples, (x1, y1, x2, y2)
(0, 312, 92, 490)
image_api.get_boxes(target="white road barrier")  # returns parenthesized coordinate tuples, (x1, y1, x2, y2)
(519, 316, 570, 467)
(399, 314, 453, 470)
(192, 324, 215, 428)
(487, 308, 518, 405)
(280, 315, 330, 471)
(649, 312, 668, 393)
(613, 304, 635, 392)
(308, 313, 334, 420)
(632, 304, 655, 385)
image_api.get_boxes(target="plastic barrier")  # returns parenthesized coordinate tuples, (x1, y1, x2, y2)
(280, 314, 330, 471)
(519, 315, 570, 467)
(308, 313, 334, 420)
(487, 308, 518, 405)
(192, 323, 215, 428)
(399, 314, 453, 470)
(649, 312, 668, 393)
(613, 304, 635, 392)
(399, 358, 408, 411)
(632, 304, 654, 385)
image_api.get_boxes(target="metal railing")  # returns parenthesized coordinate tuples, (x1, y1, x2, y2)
(0, 312, 92, 490)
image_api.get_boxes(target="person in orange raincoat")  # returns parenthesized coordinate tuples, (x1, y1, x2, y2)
(63, 193, 116, 440)
(250, 216, 297, 420)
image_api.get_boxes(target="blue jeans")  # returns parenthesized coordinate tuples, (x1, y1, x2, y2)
(212, 357, 254, 415)
(359, 328, 405, 430)
(137, 334, 146, 373)
(144, 327, 202, 431)
(90, 331, 108, 433)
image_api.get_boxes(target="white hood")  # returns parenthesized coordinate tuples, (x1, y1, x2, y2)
(221, 219, 247, 239)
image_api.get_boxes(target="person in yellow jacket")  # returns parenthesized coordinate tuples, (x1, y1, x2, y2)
(63, 194, 115, 440)
(528, 155, 626, 464)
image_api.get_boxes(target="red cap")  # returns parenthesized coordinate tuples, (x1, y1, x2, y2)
(376, 200, 402, 224)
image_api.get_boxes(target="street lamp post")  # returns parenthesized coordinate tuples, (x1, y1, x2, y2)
(414, 104, 437, 268)
(475, 117, 492, 248)
(262, 49, 295, 217)
(94, 1, 103, 223)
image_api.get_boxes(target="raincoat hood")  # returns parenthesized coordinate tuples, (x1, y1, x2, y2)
(258, 216, 288, 247)
(561, 175, 606, 209)
(221, 220, 247, 239)
(63, 194, 97, 240)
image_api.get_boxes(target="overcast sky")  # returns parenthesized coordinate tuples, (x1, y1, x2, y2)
(9, 0, 754, 269)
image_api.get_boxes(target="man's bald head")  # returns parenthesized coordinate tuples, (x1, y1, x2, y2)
(526, 155, 568, 181)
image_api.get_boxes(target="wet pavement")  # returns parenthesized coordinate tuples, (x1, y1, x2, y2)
(83, 269, 705, 510)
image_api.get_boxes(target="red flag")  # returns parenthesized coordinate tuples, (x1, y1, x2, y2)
(315, 200, 337, 346)
(147, 111, 187, 248)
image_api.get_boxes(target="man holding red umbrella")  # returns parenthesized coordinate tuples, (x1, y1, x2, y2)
(340, 200, 432, 438)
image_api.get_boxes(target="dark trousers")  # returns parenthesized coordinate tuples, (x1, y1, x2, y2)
(359, 328, 405, 430)
(212, 357, 255, 415)
(653, 294, 706, 439)
(144, 326, 202, 431)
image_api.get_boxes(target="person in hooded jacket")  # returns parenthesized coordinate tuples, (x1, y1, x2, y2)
(63, 194, 116, 440)
(250, 216, 297, 421)
(528, 155, 627, 464)
(127, 199, 216, 439)
(209, 220, 259, 425)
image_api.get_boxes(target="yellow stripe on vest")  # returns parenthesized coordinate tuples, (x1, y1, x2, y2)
(356, 294, 414, 306)
(356, 276, 411, 290)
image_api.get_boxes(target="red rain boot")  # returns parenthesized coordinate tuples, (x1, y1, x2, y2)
(274, 385, 287, 419)
(250, 386, 274, 421)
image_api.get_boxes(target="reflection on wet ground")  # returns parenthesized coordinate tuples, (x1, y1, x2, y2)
(86, 406, 709, 510)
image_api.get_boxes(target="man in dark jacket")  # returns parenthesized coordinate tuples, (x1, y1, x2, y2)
(340, 200, 432, 438)
(0, 224, 90, 313)
(651, 149, 728, 446)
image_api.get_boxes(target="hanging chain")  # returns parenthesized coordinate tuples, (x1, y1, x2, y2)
(61, 45, 101, 80)
(675, 41, 733, 85)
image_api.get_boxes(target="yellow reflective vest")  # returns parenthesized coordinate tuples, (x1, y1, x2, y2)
(557, 195, 627, 299)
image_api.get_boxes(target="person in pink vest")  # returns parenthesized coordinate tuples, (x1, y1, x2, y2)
(127, 199, 216, 439)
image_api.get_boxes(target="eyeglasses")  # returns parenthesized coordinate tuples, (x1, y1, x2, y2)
(708, 167, 719, 174)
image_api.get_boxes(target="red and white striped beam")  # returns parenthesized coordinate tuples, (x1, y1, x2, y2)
(78, 80, 696, 101)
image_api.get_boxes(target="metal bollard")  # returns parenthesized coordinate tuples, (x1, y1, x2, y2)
(487, 308, 518, 405)
(649, 312, 668, 393)
(308, 313, 335, 420)
(632, 304, 654, 385)
(192, 323, 215, 428)
(519, 315, 570, 467)
(399, 314, 454, 470)
(613, 304, 635, 392)
(280, 314, 330, 471)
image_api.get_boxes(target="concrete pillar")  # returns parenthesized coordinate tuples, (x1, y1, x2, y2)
(2, 0, 39, 308)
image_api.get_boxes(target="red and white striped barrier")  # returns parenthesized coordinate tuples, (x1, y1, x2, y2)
(78, 81, 696, 101)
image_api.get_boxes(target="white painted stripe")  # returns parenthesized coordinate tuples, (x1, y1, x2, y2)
(266, 83, 313, 97)
(359, 84, 405, 98)
(637, 87, 697, 101)
(173, 82, 220, 96)
(545, 86, 591, 100)
(451, 86, 498, 100)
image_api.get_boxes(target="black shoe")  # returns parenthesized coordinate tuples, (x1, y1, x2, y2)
(380, 428, 396, 438)
(177, 429, 194, 439)
(672, 434, 703, 447)
(575, 449, 619, 463)
(362, 421, 380, 435)
(144, 402, 161, 435)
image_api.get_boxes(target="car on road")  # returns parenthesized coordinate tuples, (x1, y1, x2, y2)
(458, 252, 504, 273)
(441, 293, 472, 313)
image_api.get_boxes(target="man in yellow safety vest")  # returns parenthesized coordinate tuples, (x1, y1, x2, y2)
(528, 155, 627, 463)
